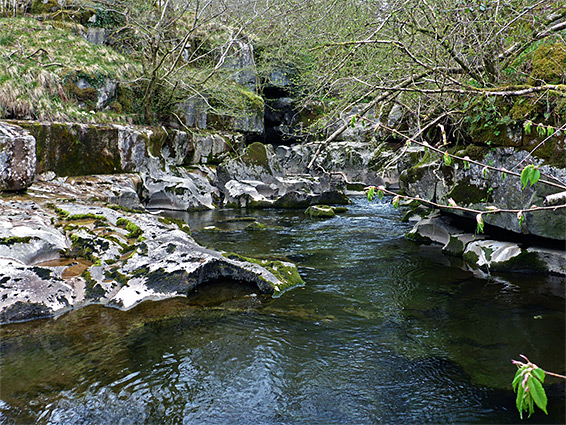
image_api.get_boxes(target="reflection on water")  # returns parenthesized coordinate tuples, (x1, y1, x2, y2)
(1, 198, 564, 424)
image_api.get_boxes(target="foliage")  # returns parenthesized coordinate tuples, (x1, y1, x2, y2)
(0, 16, 140, 123)
(511, 355, 548, 419)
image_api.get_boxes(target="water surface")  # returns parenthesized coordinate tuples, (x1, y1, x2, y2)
(1, 198, 564, 424)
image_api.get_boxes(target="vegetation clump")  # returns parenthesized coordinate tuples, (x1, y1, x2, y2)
(116, 217, 143, 239)
(0, 236, 34, 245)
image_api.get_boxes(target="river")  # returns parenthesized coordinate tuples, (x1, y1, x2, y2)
(0, 197, 564, 424)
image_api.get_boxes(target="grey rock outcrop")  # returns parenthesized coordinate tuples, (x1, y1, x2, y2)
(400, 147, 566, 240)
(0, 122, 36, 191)
(406, 213, 566, 275)
(0, 187, 304, 323)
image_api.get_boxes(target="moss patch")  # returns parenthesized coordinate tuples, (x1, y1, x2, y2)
(305, 205, 336, 218)
(243, 142, 269, 168)
(158, 216, 191, 235)
(116, 218, 143, 239)
(223, 252, 304, 294)
(529, 42, 566, 85)
(447, 179, 488, 205)
(81, 269, 106, 300)
(0, 236, 35, 245)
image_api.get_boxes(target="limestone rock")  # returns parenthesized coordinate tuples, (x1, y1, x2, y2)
(406, 215, 460, 245)
(0, 196, 304, 323)
(443, 233, 485, 256)
(400, 147, 566, 241)
(0, 122, 36, 191)
(526, 247, 566, 275)
(305, 205, 336, 218)
(462, 240, 546, 273)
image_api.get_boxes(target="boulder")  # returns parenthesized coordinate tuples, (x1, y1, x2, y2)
(0, 122, 36, 191)
(305, 205, 336, 218)
(463, 240, 544, 273)
(443, 233, 485, 256)
(406, 215, 461, 245)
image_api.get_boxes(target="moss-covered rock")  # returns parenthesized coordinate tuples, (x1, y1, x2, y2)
(305, 205, 336, 218)
(529, 42, 566, 85)
(223, 252, 304, 294)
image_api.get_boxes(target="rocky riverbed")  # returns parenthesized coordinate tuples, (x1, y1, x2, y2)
(1, 119, 565, 324)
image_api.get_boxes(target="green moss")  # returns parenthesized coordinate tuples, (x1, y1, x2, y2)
(148, 130, 167, 157)
(243, 142, 269, 168)
(116, 217, 143, 238)
(108, 204, 141, 213)
(158, 216, 191, 235)
(244, 221, 268, 230)
(63, 224, 78, 232)
(48, 204, 70, 218)
(104, 268, 130, 286)
(66, 82, 98, 105)
(0, 236, 34, 245)
(400, 164, 429, 186)
(69, 233, 105, 264)
(131, 266, 150, 277)
(447, 179, 488, 205)
(463, 249, 480, 264)
(237, 87, 264, 111)
(509, 97, 538, 120)
(223, 252, 304, 294)
(529, 42, 566, 85)
(461, 144, 490, 161)
(67, 213, 107, 221)
(30, 0, 59, 14)
(305, 205, 336, 218)
(81, 269, 106, 300)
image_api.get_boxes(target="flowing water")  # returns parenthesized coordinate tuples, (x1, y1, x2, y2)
(1, 198, 564, 424)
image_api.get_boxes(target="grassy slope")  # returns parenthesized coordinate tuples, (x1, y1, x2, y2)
(0, 16, 141, 123)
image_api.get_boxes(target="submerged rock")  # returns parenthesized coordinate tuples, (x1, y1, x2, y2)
(305, 205, 336, 218)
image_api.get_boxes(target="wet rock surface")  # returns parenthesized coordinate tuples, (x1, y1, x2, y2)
(400, 146, 566, 240)
(0, 178, 304, 323)
(406, 211, 566, 275)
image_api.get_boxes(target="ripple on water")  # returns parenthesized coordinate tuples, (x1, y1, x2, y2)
(1, 197, 564, 424)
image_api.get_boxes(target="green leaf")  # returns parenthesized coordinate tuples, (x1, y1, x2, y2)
(546, 126, 555, 137)
(443, 151, 451, 166)
(532, 367, 545, 384)
(529, 376, 548, 415)
(524, 120, 532, 135)
(350, 115, 356, 128)
(367, 187, 375, 202)
(501, 172, 506, 181)
(530, 168, 540, 186)
(521, 166, 531, 189)
(476, 214, 484, 234)
(463, 160, 470, 170)
(392, 196, 400, 210)
(377, 189, 384, 201)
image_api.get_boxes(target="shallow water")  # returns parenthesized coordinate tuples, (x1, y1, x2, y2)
(1, 198, 564, 424)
